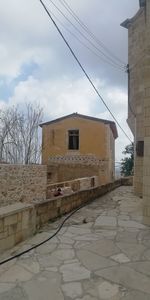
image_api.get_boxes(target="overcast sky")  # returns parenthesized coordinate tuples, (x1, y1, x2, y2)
(0, 0, 139, 161)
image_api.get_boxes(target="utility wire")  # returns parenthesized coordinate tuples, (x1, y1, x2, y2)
(47, 0, 125, 71)
(58, 0, 126, 66)
(39, 0, 133, 144)
(50, 9, 126, 73)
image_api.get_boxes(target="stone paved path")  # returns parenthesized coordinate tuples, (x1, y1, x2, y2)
(0, 186, 150, 299)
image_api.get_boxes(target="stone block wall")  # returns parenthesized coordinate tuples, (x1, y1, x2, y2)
(47, 155, 109, 185)
(0, 179, 125, 253)
(0, 164, 47, 207)
(0, 203, 35, 253)
(0, 177, 133, 253)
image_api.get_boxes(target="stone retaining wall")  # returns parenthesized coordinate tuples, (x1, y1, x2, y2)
(0, 164, 47, 207)
(0, 179, 126, 253)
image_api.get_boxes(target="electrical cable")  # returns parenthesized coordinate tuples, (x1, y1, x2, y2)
(39, 0, 133, 144)
(58, 0, 126, 66)
(47, 0, 125, 70)
(50, 9, 126, 73)
(0, 196, 97, 266)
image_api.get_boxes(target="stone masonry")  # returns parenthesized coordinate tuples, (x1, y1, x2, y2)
(0, 186, 150, 300)
(0, 164, 47, 207)
(0, 179, 122, 253)
(47, 155, 109, 185)
(121, 0, 150, 224)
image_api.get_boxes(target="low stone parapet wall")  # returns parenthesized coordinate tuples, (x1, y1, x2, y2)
(0, 179, 123, 253)
(0, 203, 35, 253)
(36, 179, 122, 229)
(46, 176, 99, 198)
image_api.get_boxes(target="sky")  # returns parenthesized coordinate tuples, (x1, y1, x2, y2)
(0, 0, 139, 161)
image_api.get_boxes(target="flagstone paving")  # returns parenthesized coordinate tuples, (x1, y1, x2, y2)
(0, 186, 150, 299)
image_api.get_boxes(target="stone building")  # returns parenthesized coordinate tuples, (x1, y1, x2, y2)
(40, 113, 118, 185)
(121, 0, 150, 223)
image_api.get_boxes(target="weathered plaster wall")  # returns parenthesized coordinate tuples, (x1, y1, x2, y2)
(42, 117, 109, 163)
(41, 116, 116, 184)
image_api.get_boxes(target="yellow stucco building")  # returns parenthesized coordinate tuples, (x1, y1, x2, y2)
(40, 113, 118, 184)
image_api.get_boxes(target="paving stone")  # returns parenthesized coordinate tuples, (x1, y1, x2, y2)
(51, 249, 75, 261)
(38, 254, 62, 268)
(67, 226, 91, 235)
(23, 272, 63, 300)
(142, 249, 150, 260)
(95, 230, 117, 239)
(122, 290, 150, 300)
(60, 262, 90, 282)
(45, 267, 58, 272)
(0, 186, 150, 300)
(118, 220, 146, 229)
(0, 264, 33, 282)
(28, 231, 58, 245)
(58, 236, 74, 244)
(77, 250, 117, 271)
(98, 281, 120, 299)
(58, 243, 73, 249)
(115, 230, 138, 243)
(118, 215, 130, 221)
(64, 258, 79, 264)
(95, 265, 150, 294)
(18, 259, 40, 274)
(36, 243, 57, 255)
(81, 240, 119, 257)
(0, 283, 16, 294)
(76, 296, 97, 300)
(127, 261, 150, 276)
(62, 282, 82, 298)
(117, 242, 146, 261)
(73, 233, 99, 241)
(75, 241, 91, 249)
(95, 216, 117, 227)
(111, 253, 130, 263)
(0, 287, 28, 300)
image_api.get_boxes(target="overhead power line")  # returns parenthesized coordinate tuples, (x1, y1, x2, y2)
(39, 0, 133, 144)
(47, 0, 125, 71)
(58, 0, 126, 66)
(49, 9, 126, 73)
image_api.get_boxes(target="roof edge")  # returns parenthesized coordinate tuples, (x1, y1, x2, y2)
(121, 6, 145, 29)
(39, 113, 118, 139)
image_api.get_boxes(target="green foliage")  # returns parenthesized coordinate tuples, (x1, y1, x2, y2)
(121, 143, 134, 177)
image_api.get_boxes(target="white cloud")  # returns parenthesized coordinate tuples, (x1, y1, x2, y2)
(7, 76, 98, 118)
(0, 0, 137, 163)
(0, 75, 133, 162)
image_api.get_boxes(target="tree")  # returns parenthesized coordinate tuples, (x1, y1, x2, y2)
(0, 103, 43, 164)
(121, 143, 134, 177)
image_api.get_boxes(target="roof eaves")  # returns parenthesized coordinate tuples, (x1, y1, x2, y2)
(39, 113, 118, 139)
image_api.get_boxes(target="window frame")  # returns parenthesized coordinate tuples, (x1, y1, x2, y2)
(68, 129, 79, 150)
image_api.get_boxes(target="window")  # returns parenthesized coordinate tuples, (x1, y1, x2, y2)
(136, 141, 144, 157)
(68, 130, 79, 150)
